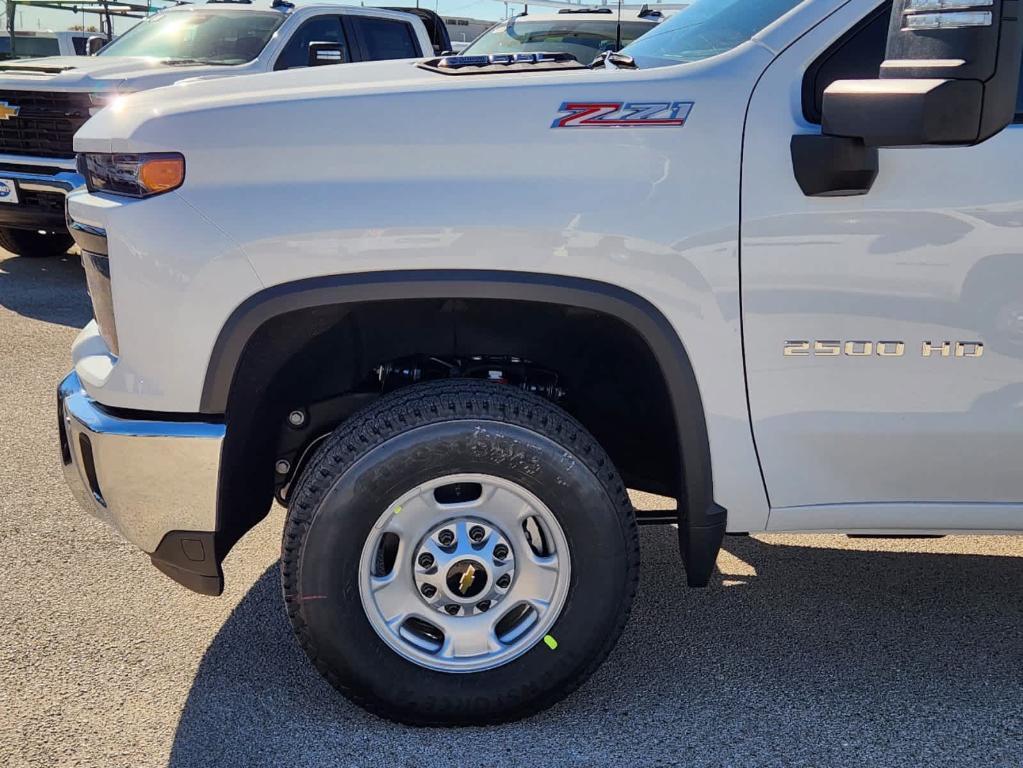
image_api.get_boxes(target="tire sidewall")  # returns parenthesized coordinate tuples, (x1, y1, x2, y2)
(289, 419, 632, 721)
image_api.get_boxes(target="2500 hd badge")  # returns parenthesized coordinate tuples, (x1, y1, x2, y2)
(784, 340, 985, 358)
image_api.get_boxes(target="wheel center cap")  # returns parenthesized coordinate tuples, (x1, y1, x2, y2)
(446, 559, 488, 598)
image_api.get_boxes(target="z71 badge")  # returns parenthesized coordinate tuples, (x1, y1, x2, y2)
(552, 101, 693, 128)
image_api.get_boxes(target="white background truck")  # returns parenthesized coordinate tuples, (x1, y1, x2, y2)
(59, 0, 1023, 726)
(0, 30, 108, 59)
(0, 0, 440, 257)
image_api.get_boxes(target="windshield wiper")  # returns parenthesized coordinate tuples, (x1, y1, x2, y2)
(590, 51, 638, 69)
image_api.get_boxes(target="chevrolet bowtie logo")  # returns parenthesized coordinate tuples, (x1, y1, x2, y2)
(0, 101, 20, 121)
(458, 564, 477, 595)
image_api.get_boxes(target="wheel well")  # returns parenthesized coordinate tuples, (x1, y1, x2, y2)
(211, 272, 720, 583)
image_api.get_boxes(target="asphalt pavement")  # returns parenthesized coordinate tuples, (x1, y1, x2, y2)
(1, 250, 1021, 768)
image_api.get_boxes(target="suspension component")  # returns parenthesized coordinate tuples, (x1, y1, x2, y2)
(376, 355, 566, 402)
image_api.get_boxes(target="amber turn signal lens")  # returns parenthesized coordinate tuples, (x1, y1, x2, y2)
(138, 156, 185, 194)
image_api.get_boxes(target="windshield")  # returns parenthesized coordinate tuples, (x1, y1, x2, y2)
(622, 0, 805, 67)
(99, 10, 284, 64)
(463, 19, 655, 65)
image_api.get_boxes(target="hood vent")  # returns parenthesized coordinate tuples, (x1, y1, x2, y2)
(418, 52, 585, 76)
(0, 64, 77, 75)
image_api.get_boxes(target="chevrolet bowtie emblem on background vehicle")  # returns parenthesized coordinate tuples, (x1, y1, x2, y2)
(552, 101, 693, 128)
(0, 101, 20, 120)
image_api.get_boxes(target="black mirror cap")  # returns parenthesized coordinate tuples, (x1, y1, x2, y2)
(883, 0, 1023, 143)
(307, 41, 345, 67)
(823, 0, 1022, 147)
(823, 77, 984, 146)
(86, 36, 106, 56)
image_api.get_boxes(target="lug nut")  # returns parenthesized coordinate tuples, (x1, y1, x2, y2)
(274, 459, 291, 475)
(421, 584, 436, 598)
(493, 544, 509, 560)
(444, 604, 460, 616)
(417, 553, 435, 568)
(476, 600, 491, 612)
(287, 409, 306, 428)
(469, 525, 486, 542)
(496, 574, 511, 589)
(438, 530, 455, 546)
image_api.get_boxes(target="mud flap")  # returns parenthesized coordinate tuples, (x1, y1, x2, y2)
(677, 502, 727, 588)
(150, 530, 224, 596)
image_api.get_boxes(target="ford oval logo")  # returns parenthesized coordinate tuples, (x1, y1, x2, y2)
(0, 182, 11, 198)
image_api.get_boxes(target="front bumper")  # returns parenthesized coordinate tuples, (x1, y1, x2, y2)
(0, 154, 83, 230)
(58, 372, 227, 595)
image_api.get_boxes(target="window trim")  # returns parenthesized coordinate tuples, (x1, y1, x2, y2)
(272, 14, 349, 71)
(1015, 55, 1023, 123)
(801, 1, 891, 125)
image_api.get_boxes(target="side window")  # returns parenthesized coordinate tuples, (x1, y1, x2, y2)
(350, 17, 418, 61)
(72, 36, 87, 56)
(274, 16, 346, 70)
(802, 2, 892, 124)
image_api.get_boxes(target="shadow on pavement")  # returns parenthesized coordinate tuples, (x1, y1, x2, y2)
(0, 251, 91, 328)
(169, 529, 1023, 767)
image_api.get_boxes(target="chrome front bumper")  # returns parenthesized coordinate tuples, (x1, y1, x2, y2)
(0, 154, 84, 229)
(0, 153, 83, 192)
(58, 372, 227, 594)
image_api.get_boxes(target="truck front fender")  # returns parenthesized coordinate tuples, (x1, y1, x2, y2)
(203, 270, 725, 587)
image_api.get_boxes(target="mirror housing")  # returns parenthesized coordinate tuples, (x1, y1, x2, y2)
(822, 0, 1023, 147)
(86, 36, 107, 56)
(307, 41, 345, 67)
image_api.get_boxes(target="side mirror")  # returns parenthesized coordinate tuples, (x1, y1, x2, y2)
(86, 36, 106, 55)
(307, 41, 345, 67)
(824, 0, 1023, 147)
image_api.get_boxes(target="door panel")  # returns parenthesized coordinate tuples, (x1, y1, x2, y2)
(741, 1, 1023, 512)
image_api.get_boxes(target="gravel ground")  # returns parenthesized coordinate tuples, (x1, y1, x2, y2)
(1, 250, 1022, 768)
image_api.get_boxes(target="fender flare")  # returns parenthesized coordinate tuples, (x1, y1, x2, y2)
(202, 270, 726, 587)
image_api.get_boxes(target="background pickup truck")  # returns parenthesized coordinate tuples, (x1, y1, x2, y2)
(59, 0, 1023, 728)
(0, 30, 109, 60)
(0, 0, 443, 258)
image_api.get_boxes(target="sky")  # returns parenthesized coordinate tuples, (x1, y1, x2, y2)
(6, 0, 525, 35)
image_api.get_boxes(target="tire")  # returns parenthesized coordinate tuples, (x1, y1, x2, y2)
(0, 227, 73, 258)
(282, 379, 640, 725)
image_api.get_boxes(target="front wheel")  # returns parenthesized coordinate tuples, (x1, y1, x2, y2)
(0, 227, 73, 258)
(281, 380, 639, 725)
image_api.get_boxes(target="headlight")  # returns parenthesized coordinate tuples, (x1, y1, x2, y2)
(78, 153, 186, 198)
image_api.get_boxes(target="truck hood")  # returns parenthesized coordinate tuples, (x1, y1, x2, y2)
(77, 57, 600, 151)
(107, 59, 450, 111)
(0, 55, 250, 93)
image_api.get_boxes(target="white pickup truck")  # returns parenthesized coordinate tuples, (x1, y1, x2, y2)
(59, 0, 1023, 726)
(0, 30, 108, 60)
(0, 0, 439, 258)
